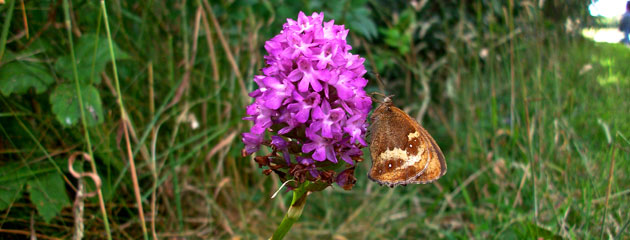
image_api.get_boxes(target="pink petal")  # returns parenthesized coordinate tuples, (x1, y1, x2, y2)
(263, 96, 283, 109)
(295, 108, 310, 123)
(309, 121, 323, 133)
(322, 122, 332, 138)
(320, 101, 331, 113)
(297, 12, 308, 26)
(311, 105, 324, 119)
(298, 76, 311, 92)
(325, 146, 337, 163)
(310, 78, 323, 92)
(336, 84, 353, 100)
(303, 142, 317, 153)
(287, 69, 303, 82)
(262, 77, 281, 89)
(313, 147, 326, 161)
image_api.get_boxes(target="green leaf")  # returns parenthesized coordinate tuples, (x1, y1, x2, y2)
(50, 83, 104, 127)
(379, 27, 410, 55)
(347, 7, 377, 40)
(55, 33, 129, 85)
(0, 181, 24, 211)
(0, 163, 29, 211)
(0, 61, 55, 96)
(27, 172, 70, 223)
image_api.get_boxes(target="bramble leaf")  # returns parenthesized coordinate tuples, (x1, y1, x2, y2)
(50, 83, 104, 127)
(0, 163, 29, 211)
(0, 61, 54, 96)
(55, 33, 129, 85)
(27, 172, 70, 223)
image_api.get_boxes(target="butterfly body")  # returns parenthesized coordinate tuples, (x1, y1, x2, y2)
(368, 97, 446, 187)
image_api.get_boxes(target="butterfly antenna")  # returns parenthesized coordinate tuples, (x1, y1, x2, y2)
(368, 73, 388, 103)
(384, 94, 395, 103)
(369, 92, 386, 103)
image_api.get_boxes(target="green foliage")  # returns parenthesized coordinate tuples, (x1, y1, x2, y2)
(0, 60, 55, 96)
(27, 172, 70, 223)
(0, 163, 67, 223)
(377, 7, 417, 54)
(379, 28, 411, 54)
(273, 0, 378, 39)
(55, 33, 129, 85)
(507, 221, 563, 239)
(1, 0, 626, 239)
(50, 83, 104, 127)
(0, 163, 28, 211)
(340, 2, 377, 40)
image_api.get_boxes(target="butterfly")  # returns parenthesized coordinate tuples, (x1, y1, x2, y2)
(368, 97, 446, 187)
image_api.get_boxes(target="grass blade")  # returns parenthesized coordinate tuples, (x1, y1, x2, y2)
(99, 1, 148, 239)
(61, 0, 112, 239)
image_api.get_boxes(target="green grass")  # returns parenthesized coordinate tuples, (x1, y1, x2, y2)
(277, 37, 630, 239)
(1, 1, 629, 239)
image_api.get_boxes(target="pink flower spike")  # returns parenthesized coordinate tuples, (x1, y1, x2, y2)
(243, 11, 372, 170)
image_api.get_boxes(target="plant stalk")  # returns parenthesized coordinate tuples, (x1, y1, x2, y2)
(62, 0, 112, 239)
(0, 0, 15, 63)
(271, 183, 309, 240)
(100, 1, 149, 239)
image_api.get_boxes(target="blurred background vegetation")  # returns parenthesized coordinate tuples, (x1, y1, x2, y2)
(1, 0, 629, 239)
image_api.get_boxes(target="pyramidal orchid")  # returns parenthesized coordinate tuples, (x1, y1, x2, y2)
(241, 12, 372, 239)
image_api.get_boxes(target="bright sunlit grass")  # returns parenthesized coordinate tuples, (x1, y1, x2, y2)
(582, 28, 625, 43)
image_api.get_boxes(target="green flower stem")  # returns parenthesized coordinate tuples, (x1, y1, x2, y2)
(271, 182, 310, 240)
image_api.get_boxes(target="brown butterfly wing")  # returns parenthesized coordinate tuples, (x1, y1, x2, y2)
(368, 103, 433, 187)
(410, 124, 447, 184)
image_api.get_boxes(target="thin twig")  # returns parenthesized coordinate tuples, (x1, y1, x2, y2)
(593, 189, 630, 204)
(199, 7, 222, 124)
(0, 229, 61, 240)
(600, 146, 617, 240)
(100, 1, 148, 239)
(0, 0, 16, 62)
(201, 0, 249, 102)
(512, 163, 530, 208)
(19, 0, 28, 39)
(167, 5, 202, 108)
(61, 1, 112, 239)
(148, 61, 158, 240)
(199, 6, 219, 83)
(72, 180, 84, 240)
(204, 130, 237, 162)
(100, 72, 151, 162)
(29, 211, 35, 240)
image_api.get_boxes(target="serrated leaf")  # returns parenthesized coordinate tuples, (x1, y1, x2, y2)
(55, 33, 129, 85)
(27, 172, 70, 223)
(0, 61, 54, 96)
(50, 83, 104, 127)
(0, 163, 29, 211)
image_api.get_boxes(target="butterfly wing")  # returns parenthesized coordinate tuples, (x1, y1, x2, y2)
(368, 104, 433, 187)
(410, 124, 447, 184)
